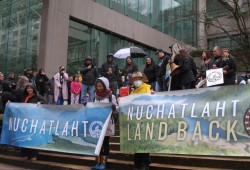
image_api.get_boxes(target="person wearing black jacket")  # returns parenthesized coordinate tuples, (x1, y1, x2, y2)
(155, 49, 171, 91)
(122, 56, 138, 87)
(79, 56, 98, 103)
(217, 49, 237, 85)
(143, 56, 157, 90)
(101, 53, 119, 97)
(20, 84, 45, 161)
(1, 81, 16, 112)
(176, 49, 195, 90)
(35, 68, 49, 97)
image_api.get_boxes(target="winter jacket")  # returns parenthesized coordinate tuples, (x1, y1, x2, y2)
(143, 63, 157, 83)
(101, 60, 119, 82)
(156, 54, 171, 78)
(36, 74, 49, 96)
(79, 64, 98, 85)
(1, 81, 16, 111)
(70, 81, 82, 94)
(130, 83, 151, 95)
(54, 72, 69, 102)
(94, 77, 118, 136)
(178, 55, 195, 86)
(217, 55, 237, 85)
(21, 93, 45, 104)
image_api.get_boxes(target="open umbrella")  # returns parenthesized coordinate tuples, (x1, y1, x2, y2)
(114, 46, 147, 59)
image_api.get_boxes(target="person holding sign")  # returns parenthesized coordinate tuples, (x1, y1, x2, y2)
(20, 84, 45, 161)
(130, 71, 152, 170)
(91, 77, 118, 170)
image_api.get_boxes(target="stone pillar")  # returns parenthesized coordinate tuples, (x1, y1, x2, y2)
(38, 0, 71, 77)
(197, 0, 208, 49)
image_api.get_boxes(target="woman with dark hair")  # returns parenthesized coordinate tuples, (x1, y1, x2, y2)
(122, 56, 138, 87)
(20, 84, 45, 160)
(143, 56, 157, 90)
(91, 77, 118, 170)
(196, 50, 215, 88)
(35, 68, 49, 97)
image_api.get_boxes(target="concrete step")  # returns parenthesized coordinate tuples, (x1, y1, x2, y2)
(1, 147, 248, 170)
(0, 150, 236, 170)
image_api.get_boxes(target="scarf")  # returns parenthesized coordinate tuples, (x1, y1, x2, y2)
(95, 89, 112, 101)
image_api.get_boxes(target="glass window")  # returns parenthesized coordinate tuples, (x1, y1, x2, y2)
(67, 20, 156, 76)
(0, 0, 42, 75)
(93, 0, 198, 47)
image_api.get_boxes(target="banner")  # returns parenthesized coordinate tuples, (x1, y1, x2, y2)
(119, 85, 250, 156)
(1, 102, 112, 156)
(206, 68, 224, 86)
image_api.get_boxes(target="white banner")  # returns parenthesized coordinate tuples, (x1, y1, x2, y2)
(206, 68, 224, 86)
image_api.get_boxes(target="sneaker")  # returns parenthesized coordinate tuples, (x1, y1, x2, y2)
(96, 163, 106, 170)
(91, 163, 100, 170)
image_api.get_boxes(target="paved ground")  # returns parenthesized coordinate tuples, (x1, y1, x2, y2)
(0, 163, 32, 170)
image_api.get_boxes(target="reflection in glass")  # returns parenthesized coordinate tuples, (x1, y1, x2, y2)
(0, 0, 42, 75)
(93, 0, 198, 47)
(67, 20, 155, 76)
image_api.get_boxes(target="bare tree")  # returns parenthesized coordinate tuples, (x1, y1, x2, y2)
(204, 0, 250, 69)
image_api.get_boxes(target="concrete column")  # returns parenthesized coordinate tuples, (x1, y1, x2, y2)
(38, 0, 71, 77)
(197, 0, 208, 49)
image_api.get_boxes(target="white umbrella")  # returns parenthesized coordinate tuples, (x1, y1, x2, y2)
(113, 46, 147, 59)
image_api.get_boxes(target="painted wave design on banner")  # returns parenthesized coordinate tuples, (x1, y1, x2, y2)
(1, 103, 112, 155)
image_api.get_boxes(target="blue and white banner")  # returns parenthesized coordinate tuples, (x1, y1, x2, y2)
(1, 102, 112, 156)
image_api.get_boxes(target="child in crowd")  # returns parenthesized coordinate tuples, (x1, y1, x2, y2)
(70, 74, 82, 105)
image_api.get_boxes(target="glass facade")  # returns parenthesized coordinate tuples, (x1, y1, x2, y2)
(93, 0, 198, 47)
(0, 0, 42, 75)
(206, 0, 231, 18)
(67, 20, 157, 76)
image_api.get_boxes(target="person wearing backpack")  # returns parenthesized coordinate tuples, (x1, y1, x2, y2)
(91, 77, 118, 170)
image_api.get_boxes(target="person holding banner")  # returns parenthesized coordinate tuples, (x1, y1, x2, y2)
(130, 71, 151, 170)
(91, 77, 118, 170)
(20, 84, 45, 160)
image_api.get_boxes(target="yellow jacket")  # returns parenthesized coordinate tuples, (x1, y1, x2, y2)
(130, 83, 151, 95)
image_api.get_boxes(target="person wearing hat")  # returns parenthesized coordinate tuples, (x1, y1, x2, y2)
(101, 53, 119, 97)
(130, 71, 151, 170)
(155, 49, 171, 92)
(54, 66, 69, 105)
(79, 56, 98, 104)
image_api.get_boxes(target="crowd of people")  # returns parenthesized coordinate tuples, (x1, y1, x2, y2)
(0, 43, 247, 170)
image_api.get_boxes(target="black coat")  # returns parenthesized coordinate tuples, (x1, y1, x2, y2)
(156, 54, 171, 78)
(144, 63, 157, 83)
(1, 81, 16, 111)
(101, 61, 119, 82)
(122, 64, 138, 79)
(36, 74, 49, 96)
(171, 55, 195, 89)
(80, 64, 98, 85)
(217, 55, 237, 85)
(21, 93, 45, 104)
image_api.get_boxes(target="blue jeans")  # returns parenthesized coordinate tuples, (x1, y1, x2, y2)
(81, 84, 95, 103)
(157, 76, 168, 92)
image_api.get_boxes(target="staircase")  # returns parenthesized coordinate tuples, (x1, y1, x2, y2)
(1, 124, 250, 170)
